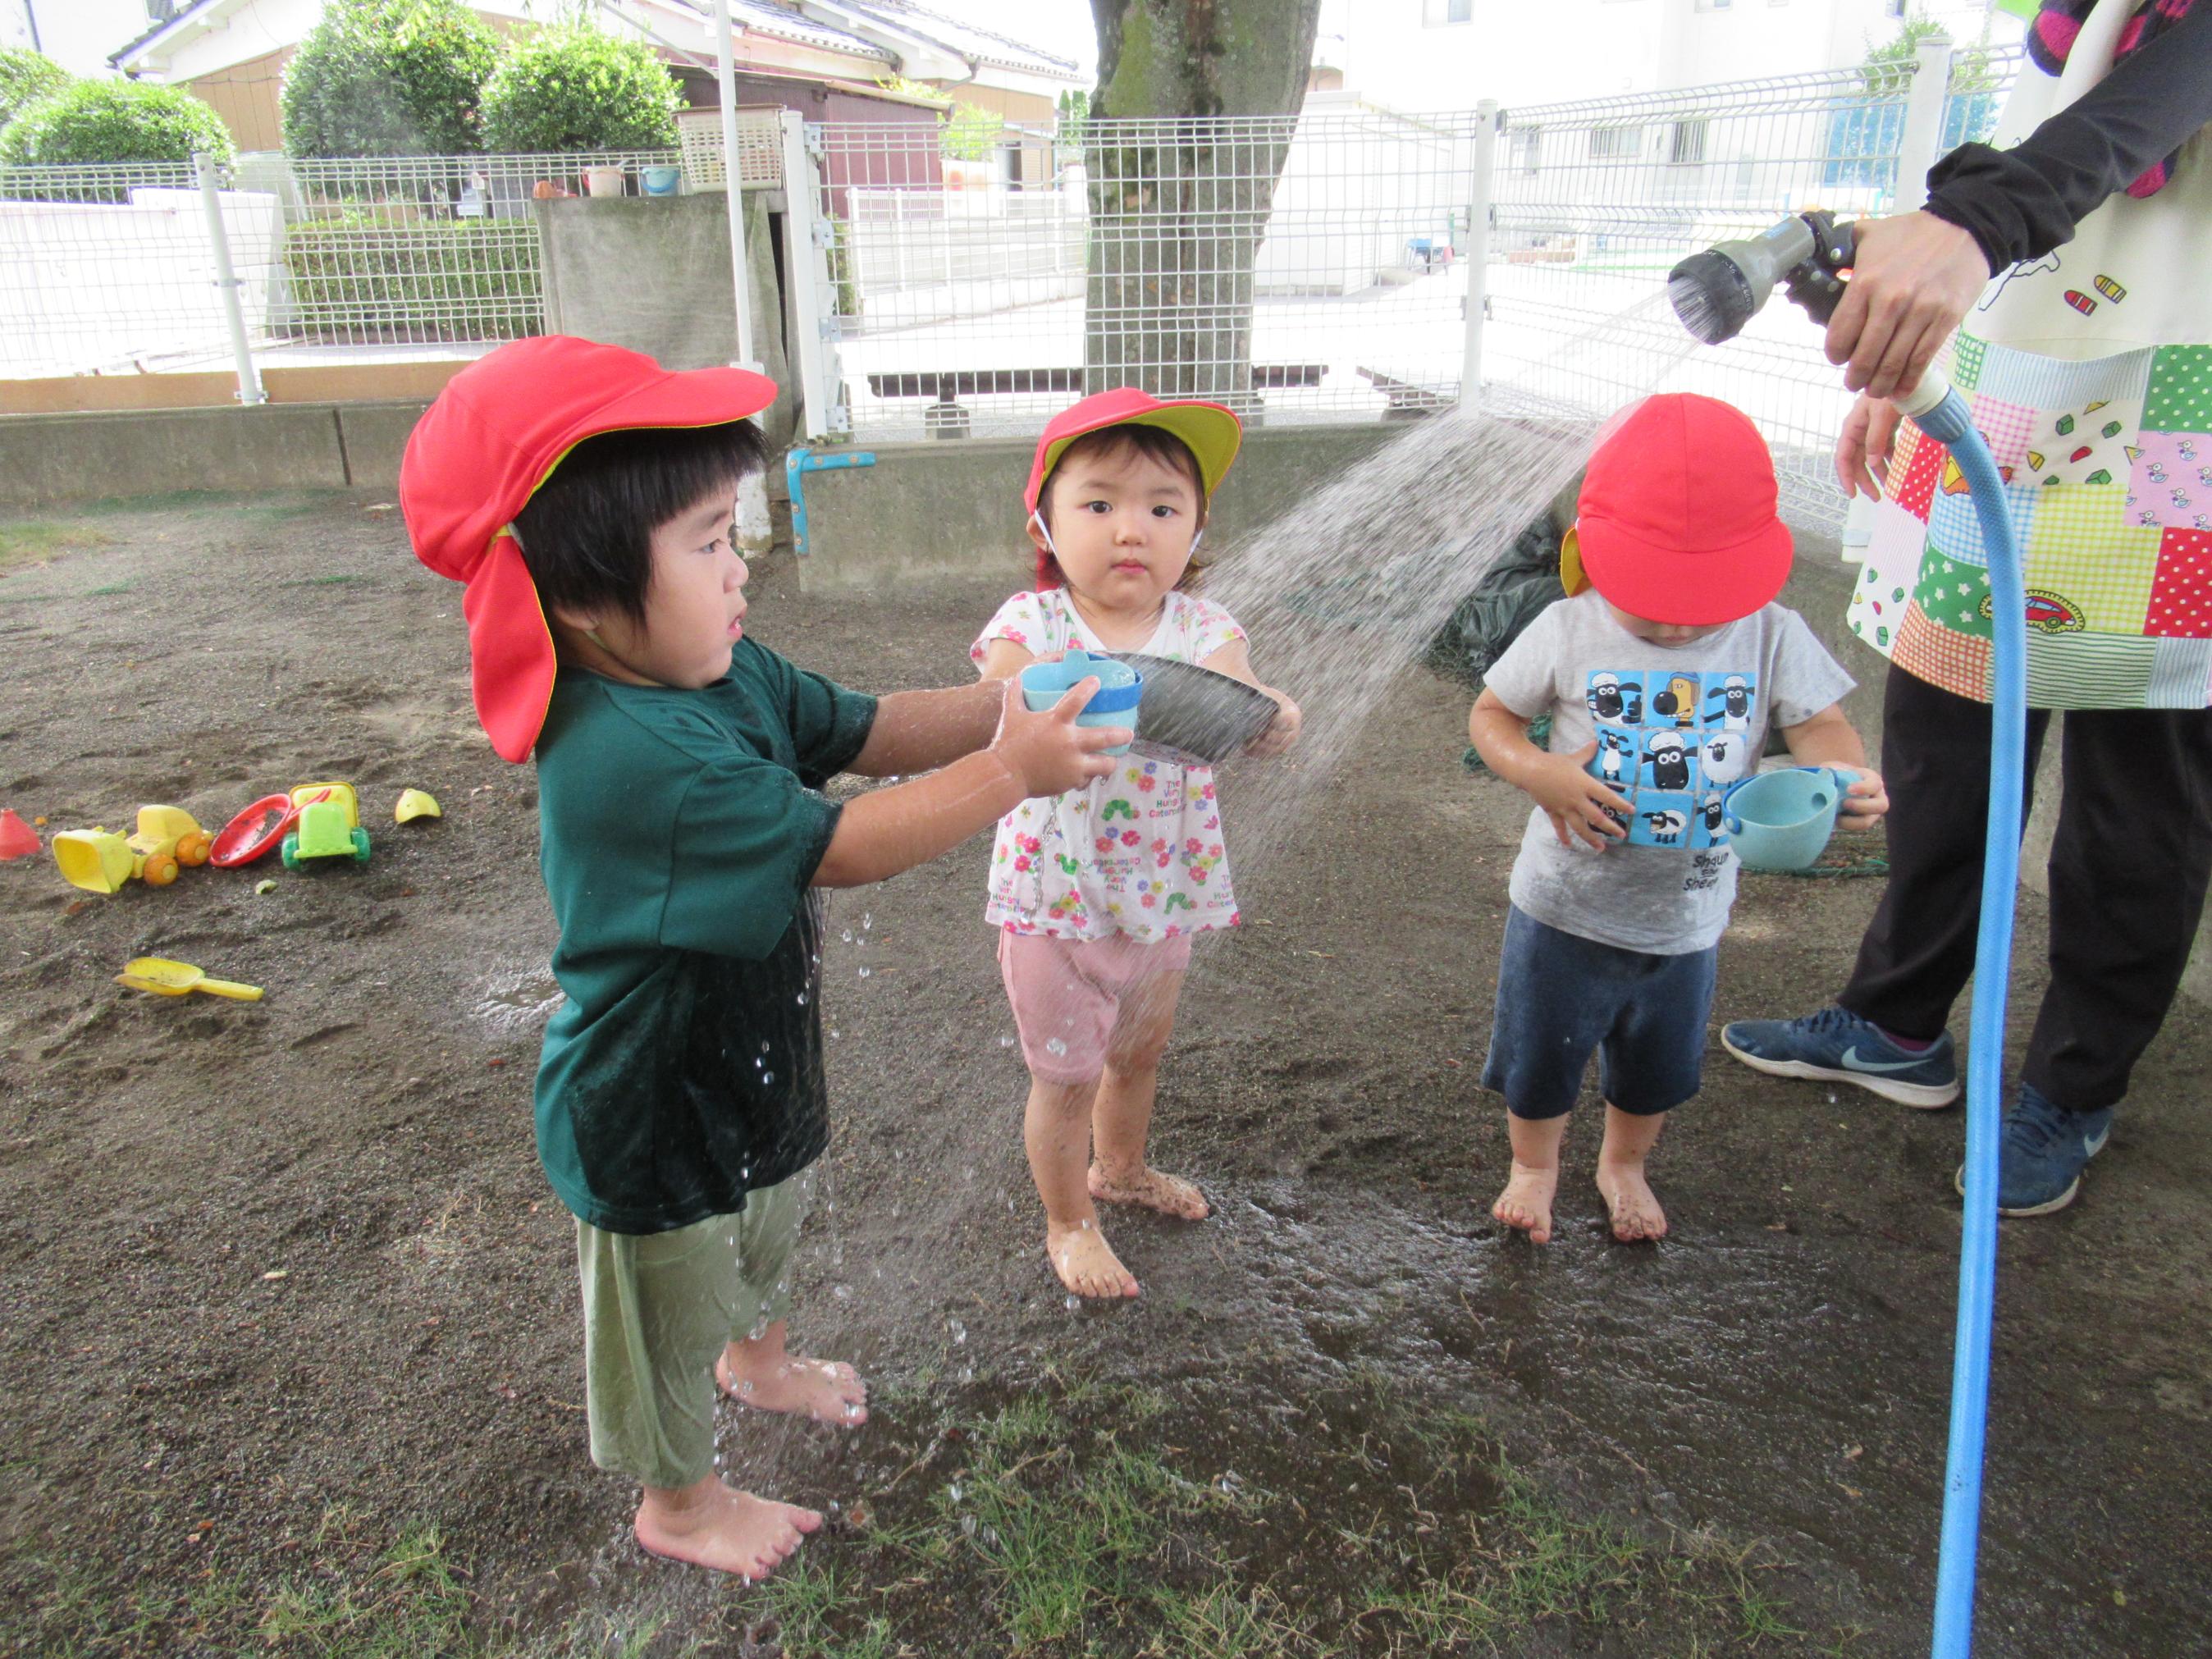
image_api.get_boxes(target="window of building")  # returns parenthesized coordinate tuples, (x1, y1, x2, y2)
(1423, 0, 1475, 24)
(1667, 118, 1708, 164)
(1589, 125, 1642, 161)
(1695, 0, 1734, 11)
(1511, 126, 1542, 174)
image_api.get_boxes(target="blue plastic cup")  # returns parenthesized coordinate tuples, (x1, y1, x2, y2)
(641, 164, 682, 197)
(1018, 649, 1142, 756)
(1722, 766, 1858, 871)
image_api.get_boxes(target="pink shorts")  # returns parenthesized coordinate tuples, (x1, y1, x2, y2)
(996, 927, 1193, 1085)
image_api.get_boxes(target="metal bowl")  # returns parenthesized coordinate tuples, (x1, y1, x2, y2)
(1104, 652, 1277, 766)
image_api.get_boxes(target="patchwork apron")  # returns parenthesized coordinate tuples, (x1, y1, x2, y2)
(1846, 0, 2212, 708)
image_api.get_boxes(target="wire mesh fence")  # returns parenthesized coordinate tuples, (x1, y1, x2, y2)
(5, 43, 2025, 532)
(0, 147, 684, 379)
(0, 160, 267, 379)
(805, 108, 1492, 443)
(278, 150, 681, 350)
(797, 46, 2021, 530)
(1487, 44, 2022, 528)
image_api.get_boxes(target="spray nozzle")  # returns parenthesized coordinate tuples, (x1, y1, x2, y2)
(1667, 211, 1857, 345)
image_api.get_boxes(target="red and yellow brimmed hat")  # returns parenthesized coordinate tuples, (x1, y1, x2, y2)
(1023, 386, 1243, 515)
(1559, 393, 1794, 627)
(400, 336, 776, 762)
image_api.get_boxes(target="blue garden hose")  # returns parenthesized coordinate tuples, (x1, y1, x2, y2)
(1899, 374, 2027, 1659)
(1666, 217, 2028, 1656)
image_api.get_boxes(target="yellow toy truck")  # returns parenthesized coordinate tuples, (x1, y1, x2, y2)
(53, 806, 213, 894)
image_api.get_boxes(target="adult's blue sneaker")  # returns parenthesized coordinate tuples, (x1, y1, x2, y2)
(1957, 1084, 2113, 1217)
(1719, 1004, 1961, 1109)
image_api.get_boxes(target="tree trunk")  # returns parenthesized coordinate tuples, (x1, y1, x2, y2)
(1083, 0, 1322, 408)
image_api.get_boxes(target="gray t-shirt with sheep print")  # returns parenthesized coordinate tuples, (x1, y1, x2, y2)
(1482, 590, 1855, 955)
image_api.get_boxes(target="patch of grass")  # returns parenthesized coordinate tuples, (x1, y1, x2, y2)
(0, 519, 108, 573)
(255, 1524, 476, 1656)
(735, 1372, 1848, 1657)
(7, 1514, 487, 1658)
(86, 581, 134, 596)
(1, 1379, 1844, 1658)
(279, 573, 373, 587)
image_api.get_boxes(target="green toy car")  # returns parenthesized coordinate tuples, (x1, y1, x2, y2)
(280, 781, 371, 871)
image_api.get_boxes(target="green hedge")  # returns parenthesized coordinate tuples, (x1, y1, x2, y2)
(0, 47, 71, 132)
(0, 79, 233, 167)
(479, 26, 680, 153)
(283, 213, 540, 342)
(280, 0, 499, 158)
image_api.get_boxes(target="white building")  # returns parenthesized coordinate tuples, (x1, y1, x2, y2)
(1314, 0, 2022, 112)
(1, 0, 159, 76)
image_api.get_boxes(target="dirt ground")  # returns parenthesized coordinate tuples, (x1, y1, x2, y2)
(2, 492, 2209, 1658)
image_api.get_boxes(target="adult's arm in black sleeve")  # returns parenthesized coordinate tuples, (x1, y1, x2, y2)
(1924, 4, 2212, 270)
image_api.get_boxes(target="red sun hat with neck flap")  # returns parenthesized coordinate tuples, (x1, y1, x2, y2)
(1560, 393, 1794, 628)
(1023, 386, 1244, 516)
(400, 336, 776, 763)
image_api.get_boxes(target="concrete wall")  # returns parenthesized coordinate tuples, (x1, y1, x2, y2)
(0, 400, 430, 508)
(792, 422, 1407, 593)
(536, 190, 796, 450)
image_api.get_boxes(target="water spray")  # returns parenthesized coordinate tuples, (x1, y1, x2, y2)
(1670, 217, 2025, 1659)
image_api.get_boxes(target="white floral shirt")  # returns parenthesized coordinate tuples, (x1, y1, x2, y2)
(970, 587, 1246, 943)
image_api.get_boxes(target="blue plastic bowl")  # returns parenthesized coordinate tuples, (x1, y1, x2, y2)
(1723, 766, 1857, 871)
(1019, 649, 1142, 754)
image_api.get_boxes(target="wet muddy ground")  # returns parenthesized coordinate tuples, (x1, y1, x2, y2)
(2, 494, 2208, 1657)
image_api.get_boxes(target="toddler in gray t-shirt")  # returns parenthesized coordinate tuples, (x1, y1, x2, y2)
(1466, 395, 1890, 1247)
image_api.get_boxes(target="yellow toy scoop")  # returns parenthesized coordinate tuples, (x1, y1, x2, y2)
(116, 957, 264, 1001)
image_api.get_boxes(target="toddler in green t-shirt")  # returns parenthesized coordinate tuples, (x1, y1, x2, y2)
(403, 338, 1127, 1583)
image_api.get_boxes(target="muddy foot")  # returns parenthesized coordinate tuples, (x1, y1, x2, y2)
(1596, 1159, 1668, 1243)
(1047, 1218, 1140, 1299)
(1088, 1162, 1210, 1220)
(634, 1480, 821, 1580)
(716, 1350, 869, 1427)
(1492, 1162, 1559, 1244)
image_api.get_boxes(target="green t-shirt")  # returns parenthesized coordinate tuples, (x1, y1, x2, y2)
(532, 640, 877, 1233)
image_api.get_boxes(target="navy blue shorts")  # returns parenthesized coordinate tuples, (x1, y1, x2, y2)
(1479, 905, 1716, 1120)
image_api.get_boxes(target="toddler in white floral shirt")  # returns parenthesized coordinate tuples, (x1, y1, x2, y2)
(972, 389, 1301, 1300)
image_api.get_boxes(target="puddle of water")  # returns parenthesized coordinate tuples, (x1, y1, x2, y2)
(472, 961, 564, 1038)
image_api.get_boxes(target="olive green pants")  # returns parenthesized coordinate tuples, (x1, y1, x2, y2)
(575, 1176, 803, 1491)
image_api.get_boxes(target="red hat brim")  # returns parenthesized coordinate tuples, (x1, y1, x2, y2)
(1574, 514, 1794, 627)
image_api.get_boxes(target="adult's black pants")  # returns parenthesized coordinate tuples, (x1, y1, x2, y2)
(1840, 663, 2212, 1115)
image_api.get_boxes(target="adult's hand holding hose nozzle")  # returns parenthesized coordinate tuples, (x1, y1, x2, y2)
(1667, 211, 1951, 414)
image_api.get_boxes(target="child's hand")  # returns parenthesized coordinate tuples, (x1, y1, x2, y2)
(1529, 743, 1632, 851)
(1837, 767, 1890, 831)
(1245, 687, 1303, 758)
(989, 676, 1127, 798)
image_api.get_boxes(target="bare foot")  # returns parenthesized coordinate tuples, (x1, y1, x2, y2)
(717, 1346, 869, 1427)
(1492, 1161, 1559, 1244)
(634, 1477, 821, 1579)
(1088, 1161, 1210, 1220)
(1596, 1159, 1668, 1243)
(1047, 1217, 1140, 1299)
